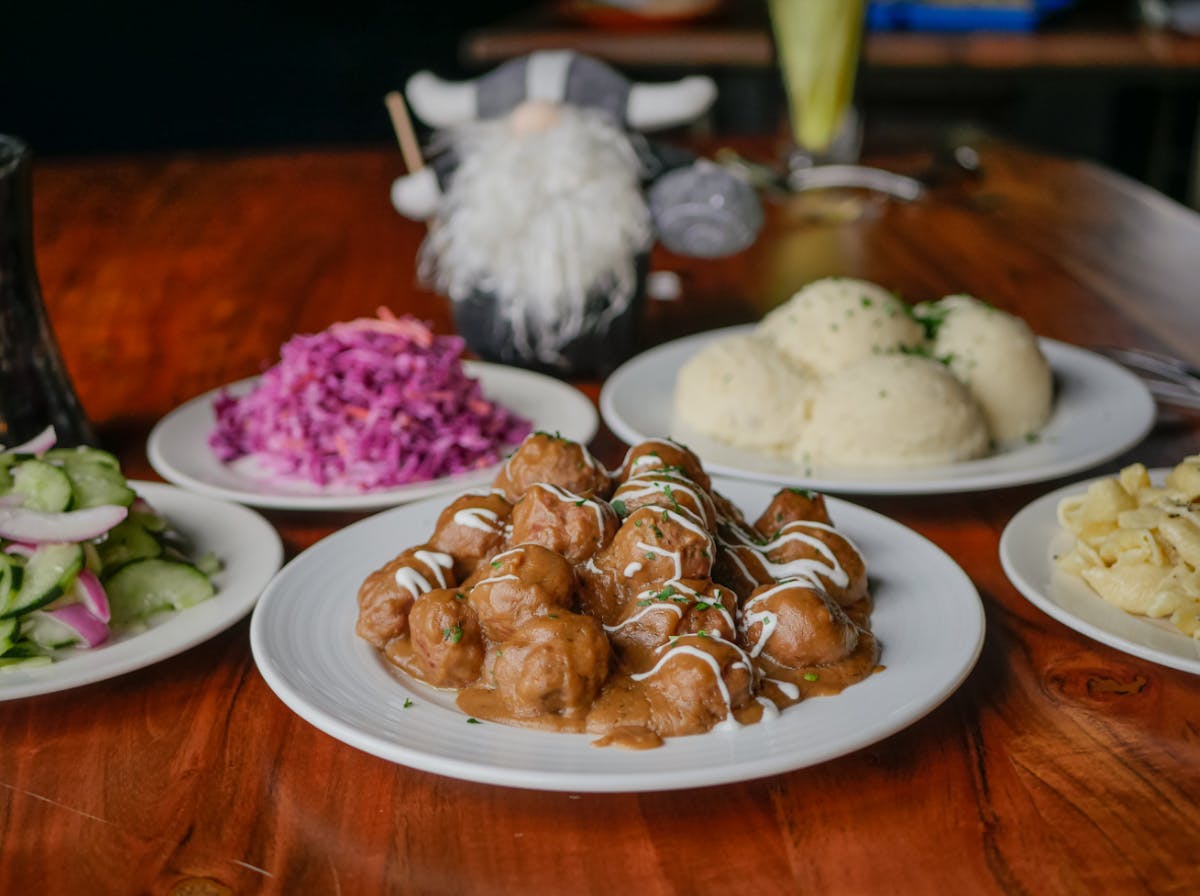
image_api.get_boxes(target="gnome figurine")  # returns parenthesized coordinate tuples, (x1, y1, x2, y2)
(392, 51, 763, 376)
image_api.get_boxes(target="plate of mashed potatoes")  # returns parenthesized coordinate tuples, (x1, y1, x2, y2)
(600, 278, 1155, 495)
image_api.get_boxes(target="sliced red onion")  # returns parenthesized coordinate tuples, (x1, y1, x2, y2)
(5, 426, 57, 456)
(4, 542, 36, 558)
(74, 569, 111, 623)
(35, 604, 110, 648)
(0, 504, 127, 543)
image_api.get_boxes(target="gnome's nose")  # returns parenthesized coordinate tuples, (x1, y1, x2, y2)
(508, 99, 563, 136)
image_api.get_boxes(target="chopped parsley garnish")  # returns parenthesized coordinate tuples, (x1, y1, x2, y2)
(466, 718, 482, 725)
(1024, 432, 1040, 444)
(803, 672, 820, 682)
(662, 484, 681, 512)
(652, 524, 664, 539)
(910, 303, 950, 339)
(443, 625, 464, 644)
(636, 599, 653, 607)
(454, 592, 466, 601)
(644, 552, 655, 561)
(490, 560, 501, 569)
(611, 499, 628, 517)
(697, 630, 710, 638)
(403, 698, 413, 708)
(657, 584, 677, 601)
(574, 499, 585, 507)
(788, 487, 817, 498)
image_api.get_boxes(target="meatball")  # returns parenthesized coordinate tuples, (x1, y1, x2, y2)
(754, 487, 833, 537)
(634, 634, 755, 736)
(739, 580, 860, 668)
(610, 469, 717, 530)
(493, 432, 612, 501)
(508, 484, 618, 565)
(711, 489, 760, 545)
(397, 589, 486, 688)
(763, 521, 868, 607)
(590, 507, 715, 612)
(464, 544, 575, 641)
(428, 491, 512, 579)
(606, 579, 737, 671)
(356, 547, 456, 648)
(493, 614, 611, 719)
(712, 543, 773, 602)
(614, 438, 710, 491)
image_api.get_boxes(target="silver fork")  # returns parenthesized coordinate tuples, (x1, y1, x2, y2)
(1093, 345, 1200, 411)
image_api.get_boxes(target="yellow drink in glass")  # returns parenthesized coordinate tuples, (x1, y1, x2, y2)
(768, 0, 866, 157)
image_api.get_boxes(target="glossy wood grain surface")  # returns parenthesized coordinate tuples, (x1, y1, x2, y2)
(2, 139, 1199, 895)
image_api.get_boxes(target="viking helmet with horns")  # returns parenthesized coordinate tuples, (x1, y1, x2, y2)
(406, 50, 717, 132)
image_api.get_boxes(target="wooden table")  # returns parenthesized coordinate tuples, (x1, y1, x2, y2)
(3, 139, 1199, 894)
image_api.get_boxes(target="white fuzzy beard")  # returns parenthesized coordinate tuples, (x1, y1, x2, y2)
(420, 107, 652, 366)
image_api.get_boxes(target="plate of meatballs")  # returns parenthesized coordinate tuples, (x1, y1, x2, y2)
(251, 433, 985, 792)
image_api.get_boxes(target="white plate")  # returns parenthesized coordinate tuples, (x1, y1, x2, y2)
(148, 361, 599, 511)
(600, 327, 1155, 495)
(1000, 472, 1200, 675)
(0, 481, 283, 700)
(250, 477, 985, 792)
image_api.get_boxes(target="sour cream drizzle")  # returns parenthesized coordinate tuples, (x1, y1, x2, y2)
(453, 506, 503, 533)
(393, 550, 454, 597)
(719, 520, 860, 591)
(615, 474, 712, 527)
(740, 580, 803, 658)
(602, 601, 684, 632)
(630, 633, 758, 731)
(473, 573, 520, 588)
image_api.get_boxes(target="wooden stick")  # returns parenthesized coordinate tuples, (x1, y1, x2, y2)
(384, 91, 424, 173)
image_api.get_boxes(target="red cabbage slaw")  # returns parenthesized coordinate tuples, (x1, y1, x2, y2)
(209, 311, 532, 491)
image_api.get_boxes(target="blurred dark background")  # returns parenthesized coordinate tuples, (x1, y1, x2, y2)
(4, 0, 1198, 205)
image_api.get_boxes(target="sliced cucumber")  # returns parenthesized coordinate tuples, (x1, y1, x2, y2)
(0, 544, 84, 619)
(105, 558, 215, 625)
(96, 517, 162, 572)
(0, 617, 16, 653)
(0, 640, 53, 669)
(131, 505, 167, 533)
(59, 456, 135, 509)
(20, 612, 79, 650)
(12, 460, 73, 512)
(0, 656, 54, 669)
(0, 553, 13, 606)
(44, 446, 121, 470)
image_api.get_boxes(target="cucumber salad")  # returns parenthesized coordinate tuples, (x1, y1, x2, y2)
(0, 427, 219, 669)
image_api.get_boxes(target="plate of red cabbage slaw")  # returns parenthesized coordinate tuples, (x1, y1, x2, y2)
(148, 314, 598, 511)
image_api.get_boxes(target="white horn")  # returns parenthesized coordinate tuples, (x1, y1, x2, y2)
(626, 76, 717, 131)
(405, 71, 478, 128)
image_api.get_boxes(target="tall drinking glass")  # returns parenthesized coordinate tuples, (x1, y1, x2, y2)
(766, 1, 922, 201)
(768, 0, 865, 168)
